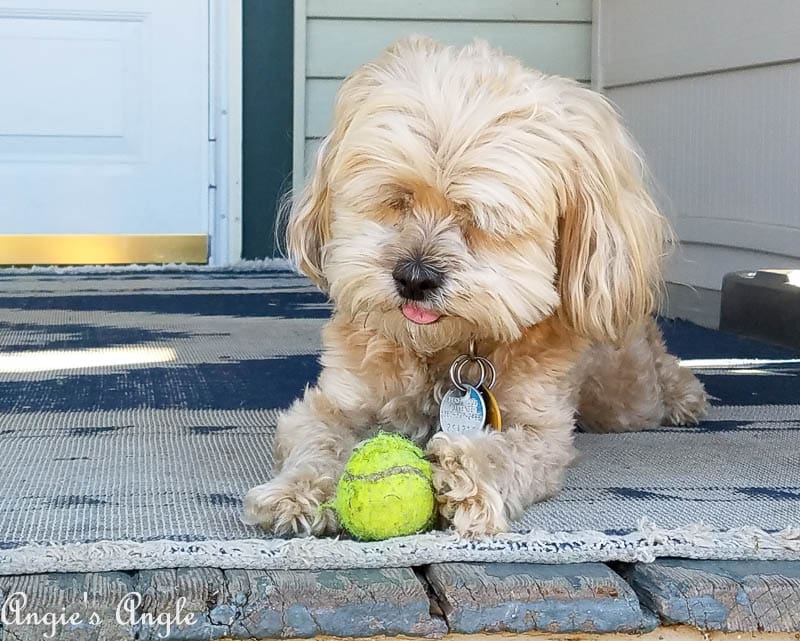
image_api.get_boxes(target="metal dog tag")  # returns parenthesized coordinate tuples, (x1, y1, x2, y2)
(439, 384, 486, 434)
(481, 385, 502, 431)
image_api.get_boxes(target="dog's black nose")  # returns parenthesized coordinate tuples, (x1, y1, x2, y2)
(392, 258, 444, 301)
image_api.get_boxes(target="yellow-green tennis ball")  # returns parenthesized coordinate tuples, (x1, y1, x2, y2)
(334, 433, 435, 541)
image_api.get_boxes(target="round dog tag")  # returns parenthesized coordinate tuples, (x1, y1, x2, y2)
(439, 384, 486, 434)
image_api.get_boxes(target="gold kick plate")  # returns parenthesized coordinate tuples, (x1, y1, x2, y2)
(0, 234, 208, 266)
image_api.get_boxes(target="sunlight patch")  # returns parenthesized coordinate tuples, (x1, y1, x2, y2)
(681, 357, 800, 370)
(0, 346, 177, 373)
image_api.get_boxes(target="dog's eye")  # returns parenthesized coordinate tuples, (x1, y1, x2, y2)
(371, 187, 413, 226)
(463, 225, 492, 251)
(386, 195, 410, 211)
(452, 202, 473, 226)
(453, 204, 493, 250)
(380, 187, 413, 213)
(456, 202, 518, 250)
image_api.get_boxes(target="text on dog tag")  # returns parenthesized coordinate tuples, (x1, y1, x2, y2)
(439, 384, 486, 434)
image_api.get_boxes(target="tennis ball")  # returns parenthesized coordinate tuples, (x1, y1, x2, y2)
(333, 433, 436, 541)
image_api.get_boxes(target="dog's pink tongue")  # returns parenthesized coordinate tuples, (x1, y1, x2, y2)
(401, 304, 441, 325)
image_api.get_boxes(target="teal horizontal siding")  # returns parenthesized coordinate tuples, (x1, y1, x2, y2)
(298, 0, 592, 183)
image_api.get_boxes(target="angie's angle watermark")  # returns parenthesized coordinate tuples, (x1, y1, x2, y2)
(1, 591, 197, 638)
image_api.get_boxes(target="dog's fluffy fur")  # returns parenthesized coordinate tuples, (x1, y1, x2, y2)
(243, 37, 708, 537)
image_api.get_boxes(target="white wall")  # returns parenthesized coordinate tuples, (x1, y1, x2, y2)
(294, 0, 593, 188)
(596, 0, 800, 297)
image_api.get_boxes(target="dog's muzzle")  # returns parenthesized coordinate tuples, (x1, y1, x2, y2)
(392, 257, 444, 301)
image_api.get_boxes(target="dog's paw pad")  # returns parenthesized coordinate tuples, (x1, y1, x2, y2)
(426, 435, 507, 537)
(437, 492, 505, 537)
(242, 476, 337, 537)
(663, 376, 709, 426)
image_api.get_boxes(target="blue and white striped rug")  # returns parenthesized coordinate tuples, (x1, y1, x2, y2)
(0, 267, 798, 574)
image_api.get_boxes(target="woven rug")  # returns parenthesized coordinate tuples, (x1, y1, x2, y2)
(0, 267, 798, 575)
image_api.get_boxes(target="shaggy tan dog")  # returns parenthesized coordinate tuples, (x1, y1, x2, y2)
(243, 37, 707, 537)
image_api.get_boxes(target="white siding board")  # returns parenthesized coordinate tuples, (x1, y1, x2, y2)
(598, 0, 800, 317)
(668, 243, 800, 292)
(609, 63, 800, 260)
(674, 219, 800, 261)
(306, 19, 591, 79)
(600, 0, 800, 87)
(307, 0, 591, 22)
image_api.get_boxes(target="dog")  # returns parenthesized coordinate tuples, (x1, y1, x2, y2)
(243, 37, 708, 537)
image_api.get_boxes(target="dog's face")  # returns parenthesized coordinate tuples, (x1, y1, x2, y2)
(288, 38, 666, 353)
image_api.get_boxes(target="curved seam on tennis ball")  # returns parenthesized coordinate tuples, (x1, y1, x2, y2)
(340, 465, 432, 483)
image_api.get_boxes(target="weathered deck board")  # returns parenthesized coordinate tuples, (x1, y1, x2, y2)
(3, 562, 800, 638)
(424, 562, 655, 634)
(218, 567, 446, 639)
(136, 567, 232, 640)
(622, 560, 800, 631)
(0, 568, 445, 640)
(0, 571, 136, 641)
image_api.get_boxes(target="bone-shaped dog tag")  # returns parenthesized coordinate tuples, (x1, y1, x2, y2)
(439, 384, 486, 434)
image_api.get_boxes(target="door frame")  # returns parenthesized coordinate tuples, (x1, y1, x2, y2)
(209, 0, 243, 265)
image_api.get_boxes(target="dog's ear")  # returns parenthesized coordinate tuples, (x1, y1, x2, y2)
(286, 54, 390, 291)
(286, 135, 336, 290)
(556, 89, 668, 342)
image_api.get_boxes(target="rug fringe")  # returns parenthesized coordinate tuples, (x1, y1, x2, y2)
(1, 521, 798, 575)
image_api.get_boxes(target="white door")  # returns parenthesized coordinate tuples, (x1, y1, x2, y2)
(0, 0, 210, 263)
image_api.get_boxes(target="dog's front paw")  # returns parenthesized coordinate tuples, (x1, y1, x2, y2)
(426, 433, 508, 537)
(662, 367, 709, 426)
(242, 472, 338, 537)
